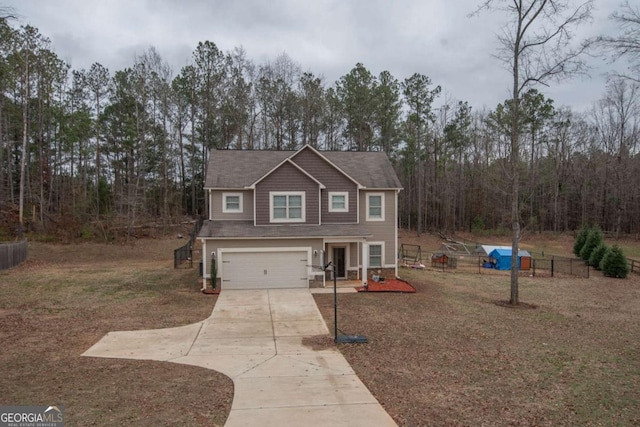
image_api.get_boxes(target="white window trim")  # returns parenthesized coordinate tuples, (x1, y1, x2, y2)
(270, 191, 306, 223)
(329, 191, 349, 213)
(368, 242, 385, 268)
(366, 192, 385, 221)
(222, 192, 243, 213)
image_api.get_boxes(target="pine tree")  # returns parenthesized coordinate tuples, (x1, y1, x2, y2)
(573, 226, 591, 257)
(588, 243, 608, 269)
(580, 227, 603, 261)
(600, 245, 629, 278)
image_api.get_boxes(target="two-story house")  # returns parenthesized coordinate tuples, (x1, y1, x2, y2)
(198, 145, 403, 290)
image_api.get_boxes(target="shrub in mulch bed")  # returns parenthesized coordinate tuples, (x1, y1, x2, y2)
(357, 278, 416, 293)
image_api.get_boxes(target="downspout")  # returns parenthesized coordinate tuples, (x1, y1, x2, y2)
(395, 189, 400, 278)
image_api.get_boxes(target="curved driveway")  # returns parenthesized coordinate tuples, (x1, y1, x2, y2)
(83, 289, 397, 426)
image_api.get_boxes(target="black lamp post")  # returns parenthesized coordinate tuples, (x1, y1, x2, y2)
(324, 260, 367, 344)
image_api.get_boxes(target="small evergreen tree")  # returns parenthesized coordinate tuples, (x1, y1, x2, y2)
(600, 245, 629, 278)
(573, 226, 590, 257)
(589, 243, 608, 269)
(580, 227, 603, 261)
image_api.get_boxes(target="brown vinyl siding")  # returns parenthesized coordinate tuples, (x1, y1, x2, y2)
(255, 161, 320, 225)
(291, 148, 357, 224)
(210, 190, 253, 221)
(359, 190, 397, 266)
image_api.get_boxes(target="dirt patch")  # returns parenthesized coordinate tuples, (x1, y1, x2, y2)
(0, 238, 233, 427)
(301, 335, 336, 351)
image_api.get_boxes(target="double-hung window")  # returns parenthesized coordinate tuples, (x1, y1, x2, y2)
(222, 193, 243, 213)
(366, 193, 385, 221)
(329, 192, 349, 213)
(369, 243, 383, 267)
(270, 192, 305, 222)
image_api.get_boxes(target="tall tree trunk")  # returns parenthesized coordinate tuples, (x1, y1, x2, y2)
(510, 33, 521, 306)
(0, 95, 4, 205)
(19, 58, 29, 234)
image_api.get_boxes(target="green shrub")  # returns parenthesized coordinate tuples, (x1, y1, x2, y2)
(588, 243, 608, 269)
(573, 226, 590, 257)
(600, 245, 629, 278)
(580, 227, 603, 261)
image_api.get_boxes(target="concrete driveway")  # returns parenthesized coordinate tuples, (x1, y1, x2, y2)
(83, 289, 397, 426)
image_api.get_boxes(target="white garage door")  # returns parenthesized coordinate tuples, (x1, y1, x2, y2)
(221, 250, 309, 290)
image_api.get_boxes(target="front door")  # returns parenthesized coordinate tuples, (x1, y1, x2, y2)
(333, 247, 346, 279)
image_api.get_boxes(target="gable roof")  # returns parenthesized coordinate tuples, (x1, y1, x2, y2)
(488, 248, 532, 258)
(205, 147, 402, 189)
(289, 145, 362, 187)
(250, 158, 326, 189)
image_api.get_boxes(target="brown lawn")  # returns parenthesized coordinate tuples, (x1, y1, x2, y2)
(0, 238, 233, 427)
(3, 232, 639, 426)
(314, 231, 640, 426)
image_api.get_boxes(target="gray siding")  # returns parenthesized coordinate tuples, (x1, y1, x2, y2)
(255, 161, 320, 225)
(349, 242, 358, 268)
(359, 190, 397, 266)
(291, 148, 358, 224)
(211, 190, 253, 221)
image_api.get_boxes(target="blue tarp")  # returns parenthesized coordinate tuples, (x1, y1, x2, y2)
(488, 248, 531, 270)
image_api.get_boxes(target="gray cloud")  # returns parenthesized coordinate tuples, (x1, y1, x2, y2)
(5, 0, 626, 112)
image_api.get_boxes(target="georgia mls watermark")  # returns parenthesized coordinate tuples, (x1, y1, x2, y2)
(0, 406, 64, 427)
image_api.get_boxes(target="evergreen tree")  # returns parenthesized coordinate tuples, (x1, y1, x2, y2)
(588, 242, 608, 269)
(580, 227, 603, 261)
(600, 245, 629, 278)
(573, 225, 591, 257)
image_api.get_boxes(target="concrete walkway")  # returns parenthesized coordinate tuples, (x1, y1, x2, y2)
(83, 289, 397, 426)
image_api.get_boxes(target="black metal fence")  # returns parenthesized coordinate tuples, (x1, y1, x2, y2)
(173, 218, 203, 269)
(531, 256, 590, 278)
(0, 240, 28, 270)
(424, 253, 590, 278)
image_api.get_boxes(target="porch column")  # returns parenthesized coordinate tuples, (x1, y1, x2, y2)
(361, 242, 368, 287)
(201, 239, 207, 291)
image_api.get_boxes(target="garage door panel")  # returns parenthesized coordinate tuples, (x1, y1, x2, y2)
(221, 251, 308, 290)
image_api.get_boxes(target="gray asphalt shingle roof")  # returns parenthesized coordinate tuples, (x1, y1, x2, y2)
(204, 147, 402, 189)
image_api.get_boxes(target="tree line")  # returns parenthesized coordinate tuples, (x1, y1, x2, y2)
(0, 4, 639, 240)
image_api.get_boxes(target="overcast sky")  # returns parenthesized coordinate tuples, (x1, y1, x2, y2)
(4, 0, 627, 112)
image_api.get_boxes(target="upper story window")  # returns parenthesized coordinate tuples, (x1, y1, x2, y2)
(270, 192, 305, 223)
(223, 193, 243, 213)
(366, 193, 385, 221)
(329, 192, 349, 213)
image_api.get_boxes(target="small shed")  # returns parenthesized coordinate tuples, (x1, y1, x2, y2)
(488, 248, 532, 271)
(431, 252, 449, 266)
(476, 245, 512, 256)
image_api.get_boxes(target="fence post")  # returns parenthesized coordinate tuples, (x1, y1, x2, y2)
(551, 259, 554, 277)
(570, 258, 573, 276)
(532, 259, 535, 277)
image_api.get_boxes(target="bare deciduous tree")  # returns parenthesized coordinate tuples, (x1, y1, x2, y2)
(476, 0, 593, 304)
(599, 1, 640, 82)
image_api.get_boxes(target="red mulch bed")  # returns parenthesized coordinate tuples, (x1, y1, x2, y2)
(357, 278, 416, 293)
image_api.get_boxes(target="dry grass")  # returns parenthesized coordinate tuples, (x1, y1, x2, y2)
(4, 233, 639, 426)
(0, 238, 232, 427)
(314, 234, 640, 426)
